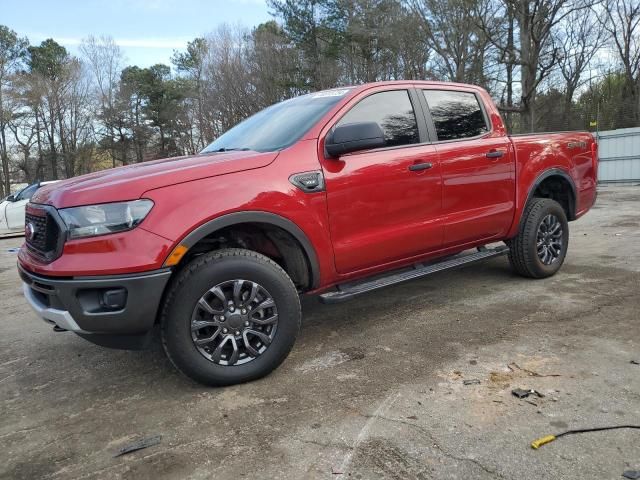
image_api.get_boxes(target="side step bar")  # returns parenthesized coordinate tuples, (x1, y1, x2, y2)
(319, 245, 509, 304)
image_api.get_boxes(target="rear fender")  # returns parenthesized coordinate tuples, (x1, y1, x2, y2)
(507, 167, 577, 238)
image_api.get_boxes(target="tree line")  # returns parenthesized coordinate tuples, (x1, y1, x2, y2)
(0, 0, 639, 195)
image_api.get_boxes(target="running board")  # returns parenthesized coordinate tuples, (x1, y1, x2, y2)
(319, 245, 509, 304)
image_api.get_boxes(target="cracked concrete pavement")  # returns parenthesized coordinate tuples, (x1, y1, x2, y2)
(1, 185, 639, 479)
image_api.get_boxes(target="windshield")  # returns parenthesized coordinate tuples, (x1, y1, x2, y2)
(14, 183, 39, 201)
(201, 89, 351, 154)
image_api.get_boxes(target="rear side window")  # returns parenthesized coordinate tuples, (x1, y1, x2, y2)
(422, 90, 488, 141)
(337, 90, 419, 148)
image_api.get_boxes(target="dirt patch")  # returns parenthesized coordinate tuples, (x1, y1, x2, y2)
(351, 438, 431, 480)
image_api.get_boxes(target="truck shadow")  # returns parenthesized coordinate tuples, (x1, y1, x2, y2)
(15, 258, 520, 392)
(300, 258, 517, 327)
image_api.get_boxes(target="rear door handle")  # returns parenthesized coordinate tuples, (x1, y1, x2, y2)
(486, 150, 505, 159)
(408, 162, 433, 172)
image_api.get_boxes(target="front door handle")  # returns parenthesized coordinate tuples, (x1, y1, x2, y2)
(486, 150, 505, 159)
(408, 162, 433, 172)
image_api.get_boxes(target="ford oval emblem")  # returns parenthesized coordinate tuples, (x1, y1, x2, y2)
(25, 222, 36, 241)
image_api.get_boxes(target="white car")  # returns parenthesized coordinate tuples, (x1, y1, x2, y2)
(0, 181, 58, 236)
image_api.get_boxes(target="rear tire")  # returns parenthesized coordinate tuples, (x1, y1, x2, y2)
(508, 198, 569, 278)
(160, 248, 301, 386)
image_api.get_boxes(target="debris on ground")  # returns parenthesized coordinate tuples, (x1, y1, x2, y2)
(631, 360, 640, 365)
(531, 425, 640, 449)
(512, 388, 545, 399)
(623, 470, 640, 479)
(508, 362, 561, 378)
(113, 435, 162, 457)
(5, 248, 19, 253)
(463, 379, 481, 385)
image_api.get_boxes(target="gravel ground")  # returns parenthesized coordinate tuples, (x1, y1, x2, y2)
(1, 185, 639, 480)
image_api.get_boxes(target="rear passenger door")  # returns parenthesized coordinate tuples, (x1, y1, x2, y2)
(419, 89, 515, 247)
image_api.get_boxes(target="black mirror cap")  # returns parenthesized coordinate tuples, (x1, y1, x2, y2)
(325, 121, 386, 158)
(6, 195, 15, 202)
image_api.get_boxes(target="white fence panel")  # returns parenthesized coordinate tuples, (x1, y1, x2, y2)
(596, 127, 640, 183)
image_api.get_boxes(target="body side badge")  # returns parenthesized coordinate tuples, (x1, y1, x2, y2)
(289, 171, 325, 193)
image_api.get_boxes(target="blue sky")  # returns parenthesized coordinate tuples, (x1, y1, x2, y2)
(1, 0, 272, 66)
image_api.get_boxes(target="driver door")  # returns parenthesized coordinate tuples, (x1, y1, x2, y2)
(320, 88, 443, 274)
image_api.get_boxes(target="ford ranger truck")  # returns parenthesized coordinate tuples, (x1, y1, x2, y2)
(18, 81, 598, 386)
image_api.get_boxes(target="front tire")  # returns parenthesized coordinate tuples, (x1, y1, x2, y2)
(508, 198, 569, 278)
(160, 248, 301, 386)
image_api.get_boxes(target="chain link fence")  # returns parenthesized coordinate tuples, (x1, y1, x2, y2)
(506, 102, 639, 135)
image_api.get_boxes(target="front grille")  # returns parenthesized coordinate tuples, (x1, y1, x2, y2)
(25, 204, 64, 262)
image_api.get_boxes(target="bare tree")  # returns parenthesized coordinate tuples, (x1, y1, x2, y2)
(173, 37, 210, 152)
(62, 59, 93, 176)
(412, 0, 490, 84)
(80, 35, 125, 167)
(8, 111, 40, 182)
(601, 0, 640, 123)
(0, 26, 28, 195)
(554, 4, 605, 127)
(203, 26, 255, 133)
(478, 0, 592, 131)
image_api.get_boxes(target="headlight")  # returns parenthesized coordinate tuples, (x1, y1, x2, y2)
(59, 199, 154, 239)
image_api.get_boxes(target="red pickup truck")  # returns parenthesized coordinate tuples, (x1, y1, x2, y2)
(18, 81, 598, 385)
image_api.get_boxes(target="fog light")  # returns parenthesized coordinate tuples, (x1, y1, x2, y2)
(100, 288, 127, 310)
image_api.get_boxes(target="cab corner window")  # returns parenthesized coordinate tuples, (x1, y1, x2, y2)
(423, 90, 488, 141)
(337, 90, 419, 148)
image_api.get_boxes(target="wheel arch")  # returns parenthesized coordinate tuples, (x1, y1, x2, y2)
(524, 168, 577, 221)
(176, 211, 320, 291)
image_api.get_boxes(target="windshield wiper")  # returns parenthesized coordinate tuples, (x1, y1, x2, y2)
(208, 147, 251, 152)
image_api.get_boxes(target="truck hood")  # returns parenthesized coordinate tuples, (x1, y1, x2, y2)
(32, 150, 278, 208)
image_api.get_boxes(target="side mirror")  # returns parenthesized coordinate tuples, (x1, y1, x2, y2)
(6, 195, 15, 202)
(325, 122, 386, 158)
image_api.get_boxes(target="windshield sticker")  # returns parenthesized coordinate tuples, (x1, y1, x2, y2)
(311, 89, 350, 99)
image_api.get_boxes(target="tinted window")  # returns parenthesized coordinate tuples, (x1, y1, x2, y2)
(337, 90, 419, 148)
(423, 90, 488, 141)
(201, 89, 351, 153)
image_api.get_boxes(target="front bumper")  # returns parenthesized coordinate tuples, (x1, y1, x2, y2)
(19, 264, 172, 335)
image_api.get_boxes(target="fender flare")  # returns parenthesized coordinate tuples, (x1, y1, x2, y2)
(524, 168, 577, 221)
(179, 211, 320, 289)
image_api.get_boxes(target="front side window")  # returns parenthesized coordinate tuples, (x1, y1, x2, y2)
(422, 90, 488, 141)
(337, 90, 419, 148)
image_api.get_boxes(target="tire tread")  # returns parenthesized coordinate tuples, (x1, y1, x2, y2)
(508, 198, 567, 278)
(160, 248, 300, 385)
